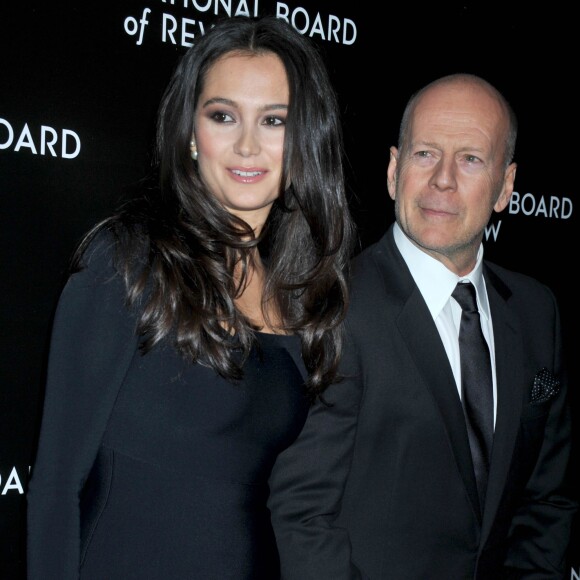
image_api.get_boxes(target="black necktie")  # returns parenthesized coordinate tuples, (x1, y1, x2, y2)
(452, 281, 494, 513)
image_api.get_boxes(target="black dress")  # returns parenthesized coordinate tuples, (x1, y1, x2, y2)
(26, 235, 310, 580)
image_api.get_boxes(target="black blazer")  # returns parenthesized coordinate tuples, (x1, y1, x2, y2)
(269, 224, 576, 579)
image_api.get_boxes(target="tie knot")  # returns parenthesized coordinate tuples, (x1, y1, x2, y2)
(452, 281, 478, 313)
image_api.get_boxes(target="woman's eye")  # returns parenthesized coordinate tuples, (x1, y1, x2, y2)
(263, 115, 286, 127)
(210, 111, 234, 123)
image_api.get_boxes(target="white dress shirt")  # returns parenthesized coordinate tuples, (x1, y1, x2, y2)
(393, 222, 497, 426)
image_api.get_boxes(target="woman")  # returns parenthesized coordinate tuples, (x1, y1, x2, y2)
(26, 15, 356, 580)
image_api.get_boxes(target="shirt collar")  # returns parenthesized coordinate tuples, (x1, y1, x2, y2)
(393, 222, 490, 321)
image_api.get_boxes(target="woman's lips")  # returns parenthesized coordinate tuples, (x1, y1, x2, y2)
(229, 168, 267, 183)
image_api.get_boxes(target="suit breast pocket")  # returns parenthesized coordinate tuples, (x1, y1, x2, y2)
(506, 407, 551, 488)
(516, 402, 551, 465)
(520, 398, 553, 422)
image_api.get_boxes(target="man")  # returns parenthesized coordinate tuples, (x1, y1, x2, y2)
(269, 74, 576, 579)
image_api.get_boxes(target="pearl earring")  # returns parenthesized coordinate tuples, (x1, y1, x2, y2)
(190, 140, 198, 161)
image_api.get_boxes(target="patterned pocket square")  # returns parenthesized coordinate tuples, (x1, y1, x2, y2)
(530, 367, 560, 405)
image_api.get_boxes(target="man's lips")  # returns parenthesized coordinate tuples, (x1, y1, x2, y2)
(418, 201, 460, 217)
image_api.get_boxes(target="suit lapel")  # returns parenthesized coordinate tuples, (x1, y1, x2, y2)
(480, 266, 523, 540)
(376, 229, 482, 522)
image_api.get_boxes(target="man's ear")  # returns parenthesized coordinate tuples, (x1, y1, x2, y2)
(387, 146, 399, 201)
(494, 162, 517, 212)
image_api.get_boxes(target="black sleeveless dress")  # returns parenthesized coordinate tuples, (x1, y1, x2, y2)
(79, 332, 309, 579)
(26, 234, 310, 580)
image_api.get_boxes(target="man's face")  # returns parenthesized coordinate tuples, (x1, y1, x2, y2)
(387, 81, 516, 275)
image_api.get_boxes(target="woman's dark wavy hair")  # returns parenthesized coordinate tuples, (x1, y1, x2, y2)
(74, 15, 356, 398)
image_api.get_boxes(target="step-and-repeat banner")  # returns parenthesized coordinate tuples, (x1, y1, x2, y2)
(1, 3, 577, 578)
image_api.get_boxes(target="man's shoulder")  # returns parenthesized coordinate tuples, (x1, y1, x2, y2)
(346, 232, 397, 310)
(351, 242, 385, 288)
(352, 230, 392, 271)
(484, 260, 556, 304)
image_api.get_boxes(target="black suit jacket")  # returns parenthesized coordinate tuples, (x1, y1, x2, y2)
(269, 224, 576, 579)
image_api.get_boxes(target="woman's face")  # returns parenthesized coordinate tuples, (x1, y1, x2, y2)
(193, 51, 289, 234)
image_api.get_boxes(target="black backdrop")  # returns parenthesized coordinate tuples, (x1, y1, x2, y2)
(1, 3, 578, 578)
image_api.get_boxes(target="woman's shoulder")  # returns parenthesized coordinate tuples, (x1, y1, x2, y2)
(74, 218, 150, 279)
